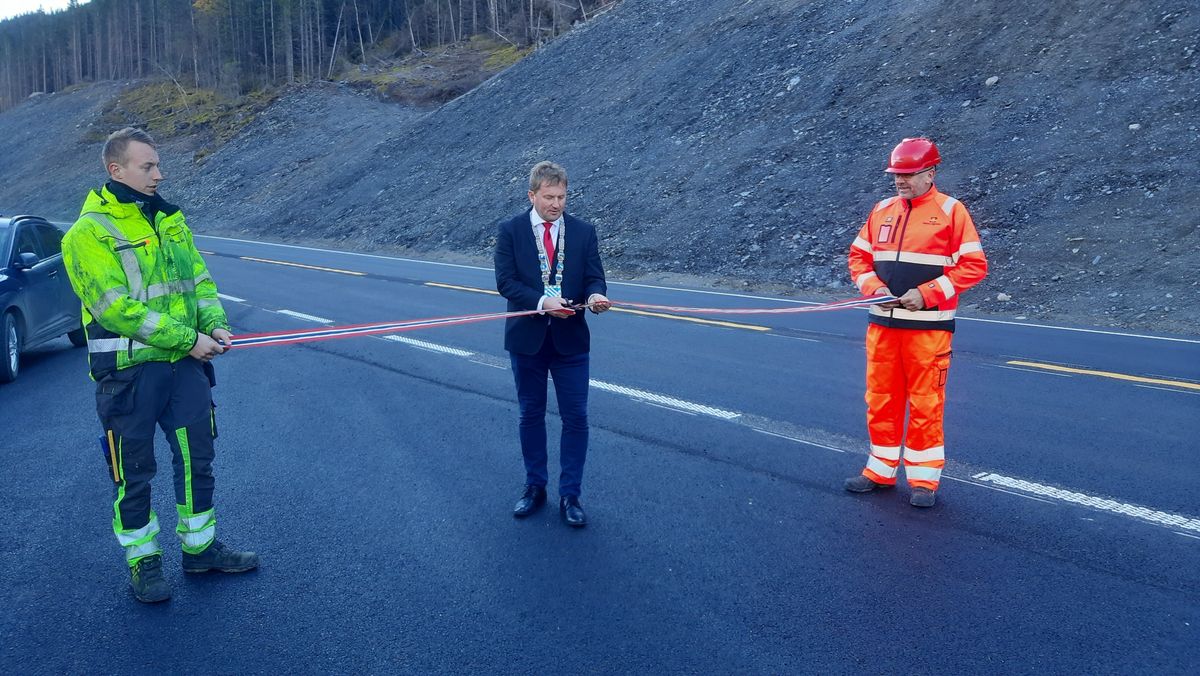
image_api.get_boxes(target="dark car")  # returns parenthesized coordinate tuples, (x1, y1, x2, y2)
(0, 215, 86, 382)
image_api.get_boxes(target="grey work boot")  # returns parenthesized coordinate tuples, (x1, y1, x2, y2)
(182, 540, 260, 574)
(844, 475, 894, 493)
(130, 554, 171, 603)
(910, 487, 937, 508)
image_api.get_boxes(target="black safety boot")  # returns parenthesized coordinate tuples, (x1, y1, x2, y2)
(130, 554, 171, 603)
(182, 540, 260, 574)
(844, 475, 894, 493)
(910, 488, 937, 508)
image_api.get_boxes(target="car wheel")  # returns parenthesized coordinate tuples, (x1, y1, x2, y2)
(68, 326, 87, 347)
(0, 312, 20, 383)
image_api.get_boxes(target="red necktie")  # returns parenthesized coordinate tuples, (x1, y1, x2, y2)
(542, 222, 556, 265)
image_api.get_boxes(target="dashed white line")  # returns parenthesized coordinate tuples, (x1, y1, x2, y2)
(218, 293, 246, 303)
(766, 333, 822, 344)
(277, 310, 333, 324)
(589, 380, 742, 420)
(971, 472, 1200, 534)
(383, 335, 474, 357)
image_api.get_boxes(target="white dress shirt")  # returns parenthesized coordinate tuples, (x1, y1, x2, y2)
(531, 209, 563, 312)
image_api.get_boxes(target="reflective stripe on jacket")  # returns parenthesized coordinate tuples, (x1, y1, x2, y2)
(848, 186, 988, 332)
(61, 185, 228, 380)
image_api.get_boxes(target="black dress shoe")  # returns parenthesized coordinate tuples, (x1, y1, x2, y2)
(560, 496, 587, 528)
(513, 485, 547, 517)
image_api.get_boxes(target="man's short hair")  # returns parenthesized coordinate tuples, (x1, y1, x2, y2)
(102, 127, 156, 169)
(529, 161, 568, 192)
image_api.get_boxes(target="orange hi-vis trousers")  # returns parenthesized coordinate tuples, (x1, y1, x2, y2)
(861, 324, 953, 491)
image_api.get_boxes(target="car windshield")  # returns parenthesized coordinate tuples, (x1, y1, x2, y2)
(0, 221, 10, 262)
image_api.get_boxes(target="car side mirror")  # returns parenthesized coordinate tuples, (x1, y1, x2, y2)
(14, 252, 39, 269)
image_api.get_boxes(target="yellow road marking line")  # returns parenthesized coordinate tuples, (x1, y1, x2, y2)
(239, 256, 366, 276)
(424, 283, 769, 331)
(608, 307, 769, 331)
(1006, 360, 1200, 391)
(425, 282, 500, 295)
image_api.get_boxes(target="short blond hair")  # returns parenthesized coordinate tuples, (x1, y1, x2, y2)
(102, 127, 156, 169)
(529, 161, 568, 192)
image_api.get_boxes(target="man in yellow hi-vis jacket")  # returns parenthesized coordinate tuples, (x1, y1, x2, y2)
(62, 127, 258, 603)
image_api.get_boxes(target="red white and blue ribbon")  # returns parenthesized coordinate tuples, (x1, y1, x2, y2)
(614, 294, 896, 315)
(228, 295, 897, 349)
(229, 309, 545, 349)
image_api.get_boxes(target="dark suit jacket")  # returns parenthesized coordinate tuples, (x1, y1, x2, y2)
(495, 209, 607, 355)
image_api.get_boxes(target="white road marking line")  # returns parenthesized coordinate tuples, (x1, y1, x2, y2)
(382, 335, 473, 357)
(749, 434, 1195, 531)
(369, 331, 742, 420)
(196, 235, 1200, 343)
(277, 310, 333, 324)
(766, 333, 822, 343)
(644, 401, 700, 416)
(983, 364, 1072, 377)
(218, 293, 246, 303)
(971, 472, 1200, 533)
(959, 316, 1200, 344)
(1177, 532, 1200, 541)
(589, 379, 742, 420)
(1134, 384, 1200, 396)
(942, 476, 1056, 504)
(752, 428, 847, 453)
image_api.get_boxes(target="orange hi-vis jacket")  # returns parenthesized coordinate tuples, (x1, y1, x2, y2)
(848, 186, 988, 332)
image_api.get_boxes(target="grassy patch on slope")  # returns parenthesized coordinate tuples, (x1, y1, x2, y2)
(89, 82, 280, 161)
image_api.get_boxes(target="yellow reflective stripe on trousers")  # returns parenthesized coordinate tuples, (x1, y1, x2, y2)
(111, 438, 127, 531)
(176, 505, 216, 554)
(176, 427, 194, 511)
(865, 455, 899, 479)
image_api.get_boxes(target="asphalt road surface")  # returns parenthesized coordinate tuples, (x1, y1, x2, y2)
(2, 235, 1196, 674)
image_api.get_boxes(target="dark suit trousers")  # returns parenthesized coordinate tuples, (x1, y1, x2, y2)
(509, 329, 590, 496)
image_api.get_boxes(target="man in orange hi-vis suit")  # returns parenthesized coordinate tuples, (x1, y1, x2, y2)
(844, 138, 988, 507)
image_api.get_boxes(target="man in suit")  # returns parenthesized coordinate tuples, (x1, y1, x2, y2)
(494, 161, 610, 527)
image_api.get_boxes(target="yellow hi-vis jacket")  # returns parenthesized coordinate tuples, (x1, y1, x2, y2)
(61, 185, 228, 380)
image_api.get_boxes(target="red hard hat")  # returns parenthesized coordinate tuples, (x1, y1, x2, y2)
(885, 137, 941, 173)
